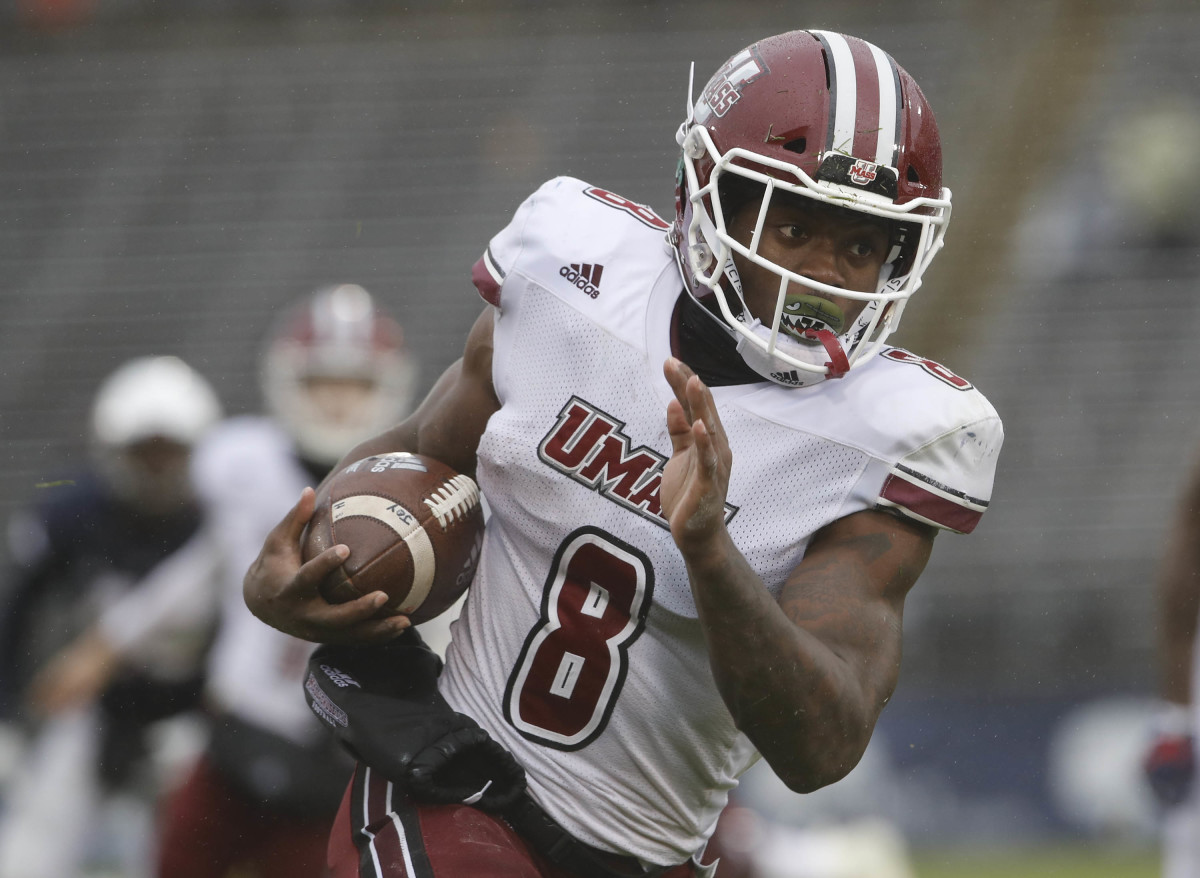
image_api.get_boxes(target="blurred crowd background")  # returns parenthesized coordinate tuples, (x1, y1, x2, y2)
(2, 0, 1199, 871)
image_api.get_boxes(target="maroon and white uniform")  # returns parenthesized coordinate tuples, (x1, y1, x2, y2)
(436, 177, 1002, 866)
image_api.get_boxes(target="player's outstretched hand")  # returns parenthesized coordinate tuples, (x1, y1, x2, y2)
(661, 357, 733, 556)
(243, 487, 410, 644)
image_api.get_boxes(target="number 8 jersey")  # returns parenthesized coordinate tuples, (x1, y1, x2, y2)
(440, 176, 1003, 866)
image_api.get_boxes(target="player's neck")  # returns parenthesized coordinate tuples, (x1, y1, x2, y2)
(671, 292, 765, 387)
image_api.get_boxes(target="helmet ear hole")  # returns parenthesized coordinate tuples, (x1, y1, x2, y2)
(888, 221, 922, 277)
(783, 137, 807, 155)
(907, 165, 921, 184)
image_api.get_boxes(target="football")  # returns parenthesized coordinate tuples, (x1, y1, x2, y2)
(302, 451, 485, 624)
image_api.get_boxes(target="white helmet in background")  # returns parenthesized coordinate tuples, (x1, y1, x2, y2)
(90, 355, 223, 512)
(261, 284, 417, 467)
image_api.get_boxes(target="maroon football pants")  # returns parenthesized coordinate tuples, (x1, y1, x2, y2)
(157, 755, 334, 878)
(327, 764, 699, 878)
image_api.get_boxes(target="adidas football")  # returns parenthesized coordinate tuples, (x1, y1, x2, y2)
(301, 452, 485, 625)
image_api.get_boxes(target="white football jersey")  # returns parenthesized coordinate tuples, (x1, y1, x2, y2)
(192, 417, 326, 743)
(440, 177, 1003, 866)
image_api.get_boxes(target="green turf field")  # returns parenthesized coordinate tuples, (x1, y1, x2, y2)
(912, 843, 1160, 878)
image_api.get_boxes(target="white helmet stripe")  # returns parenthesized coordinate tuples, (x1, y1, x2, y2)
(814, 31, 858, 156)
(813, 30, 902, 167)
(868, 42, 902, 167)
(312, 283, 376, 344)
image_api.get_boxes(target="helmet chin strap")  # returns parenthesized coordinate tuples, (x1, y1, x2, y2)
(802, 330, 850, 378)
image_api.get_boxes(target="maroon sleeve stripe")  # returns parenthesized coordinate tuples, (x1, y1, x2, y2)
(472, 249, 504, 306)
(879, 472, 984, 534)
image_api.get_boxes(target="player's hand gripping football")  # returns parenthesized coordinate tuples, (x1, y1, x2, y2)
(661, 357, 734, 556)
(243, 486, 410, 644)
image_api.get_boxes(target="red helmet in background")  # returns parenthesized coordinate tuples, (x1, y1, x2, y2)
(261, 284, 416, 467)
(672, 29, 952, 387)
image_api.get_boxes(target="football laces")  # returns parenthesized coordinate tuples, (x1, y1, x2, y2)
(425, 475, 482, 530)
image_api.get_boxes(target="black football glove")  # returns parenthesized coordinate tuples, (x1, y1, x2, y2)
(304, 630, 525, 812)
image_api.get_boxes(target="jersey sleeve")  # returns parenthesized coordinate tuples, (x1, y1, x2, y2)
(471, 177, 569, 307)
(876, 412, 1003, 534)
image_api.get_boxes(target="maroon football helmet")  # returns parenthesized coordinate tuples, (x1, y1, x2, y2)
(262, 284, 416, 466)
(672, 29, 952, 386)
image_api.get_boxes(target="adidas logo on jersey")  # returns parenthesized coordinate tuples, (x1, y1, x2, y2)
(560, 263, 604, 299)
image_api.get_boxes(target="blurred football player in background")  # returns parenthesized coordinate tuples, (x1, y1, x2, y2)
(30, 284, 422, 878)
(1096, 96, 1200, 878)
(245, 29, 1003, 878)
(1145, 446, 1200, 878)
(0, 355, 222, 878)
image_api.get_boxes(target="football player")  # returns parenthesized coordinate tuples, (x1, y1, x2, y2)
(0, 355, 222, 878)
(1145, 448, 1200, 878)
(25, 285, 420, 878)
(149, 284, 418, 878)
(246, 30, 1004, 878)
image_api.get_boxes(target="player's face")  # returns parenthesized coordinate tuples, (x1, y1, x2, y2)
(115, 436, 194, 511)
(727, 194, 891, 330)
(125, 436, 190, 477)
(303, 375, 378, 427)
